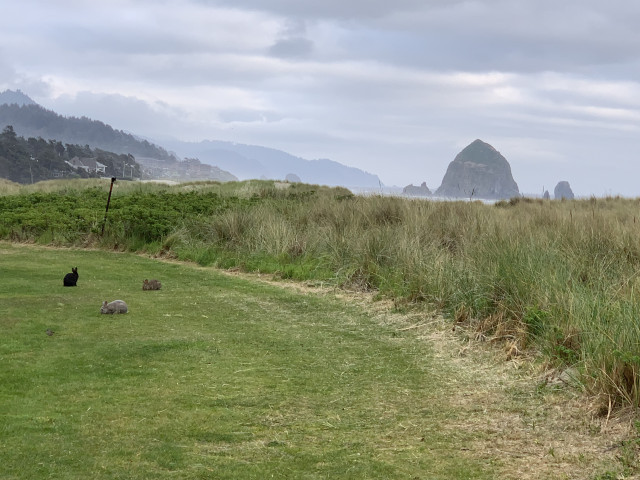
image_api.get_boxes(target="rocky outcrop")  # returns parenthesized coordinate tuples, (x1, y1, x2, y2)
(435, 139, 520, 199)
(403, 182, 431, 196)
(285, 173, 302, 183)
(554, 181, 574, 200)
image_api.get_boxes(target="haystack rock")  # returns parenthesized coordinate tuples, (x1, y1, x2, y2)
(554, 181, 574, 200)
(403, 182, 432, 196)
(285, 173, 302, 183)
(435, 139, 520, 199)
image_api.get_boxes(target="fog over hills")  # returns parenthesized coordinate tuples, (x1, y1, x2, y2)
(0, 89, 383, 188)
(0, 90, 176, 163)
(161, 138, 382, 188)
(0, 90, 36, 107)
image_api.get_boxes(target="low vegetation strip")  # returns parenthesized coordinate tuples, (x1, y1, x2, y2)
(0, 178, 639, 415)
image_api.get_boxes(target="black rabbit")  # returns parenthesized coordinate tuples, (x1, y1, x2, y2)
(63, 267, 78, 287)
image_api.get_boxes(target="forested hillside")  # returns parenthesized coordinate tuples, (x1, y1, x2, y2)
(0, 103, 176, 162)
(0, 125, 140, 183)
(0, 92, 378, 187)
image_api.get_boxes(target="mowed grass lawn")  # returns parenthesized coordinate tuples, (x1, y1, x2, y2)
(0, 243, 494, 479)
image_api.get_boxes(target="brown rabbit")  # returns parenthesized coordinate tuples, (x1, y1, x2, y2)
(143, 279, 162, 290)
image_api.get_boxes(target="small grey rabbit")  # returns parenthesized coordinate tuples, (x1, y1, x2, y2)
(143, 279, 162, 290)
(100, 300, 128, 314)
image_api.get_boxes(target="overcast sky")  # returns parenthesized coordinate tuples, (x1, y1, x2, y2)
(1, 0, 639, 195)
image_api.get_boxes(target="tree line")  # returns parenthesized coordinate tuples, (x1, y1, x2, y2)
(0, 125, 141, 184)
(0, 103, 176, 162)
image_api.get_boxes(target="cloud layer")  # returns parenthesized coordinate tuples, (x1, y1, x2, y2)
(1, 0, 639, 195)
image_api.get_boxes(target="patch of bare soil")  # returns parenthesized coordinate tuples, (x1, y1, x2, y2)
(218, 269, 636, 480)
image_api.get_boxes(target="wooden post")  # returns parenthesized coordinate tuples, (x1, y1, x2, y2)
(101, 177, 117, 235)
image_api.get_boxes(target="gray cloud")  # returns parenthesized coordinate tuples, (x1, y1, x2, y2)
(268, 18, 314, 58)
(217, 108, 284, 123)
(204, 0, 445, 20)
(45, 92, 192, 138)
(269, 37, 314, 58)
(0, 0, 639, 195)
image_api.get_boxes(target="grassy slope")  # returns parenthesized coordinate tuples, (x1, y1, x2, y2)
(0, 244, 497, 479)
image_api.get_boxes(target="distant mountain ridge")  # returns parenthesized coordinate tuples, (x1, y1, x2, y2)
(160, 139, 383, 188)
(0, 89, 383, 188)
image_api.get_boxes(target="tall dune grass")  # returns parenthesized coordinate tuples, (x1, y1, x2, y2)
(171, 192, 640, 409)
(1, 179, 639, 409)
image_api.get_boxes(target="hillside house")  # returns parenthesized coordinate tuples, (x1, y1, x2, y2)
(66, 156, 107, 175)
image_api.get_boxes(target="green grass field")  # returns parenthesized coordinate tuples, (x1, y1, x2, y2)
(0, 243, 500, 479)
